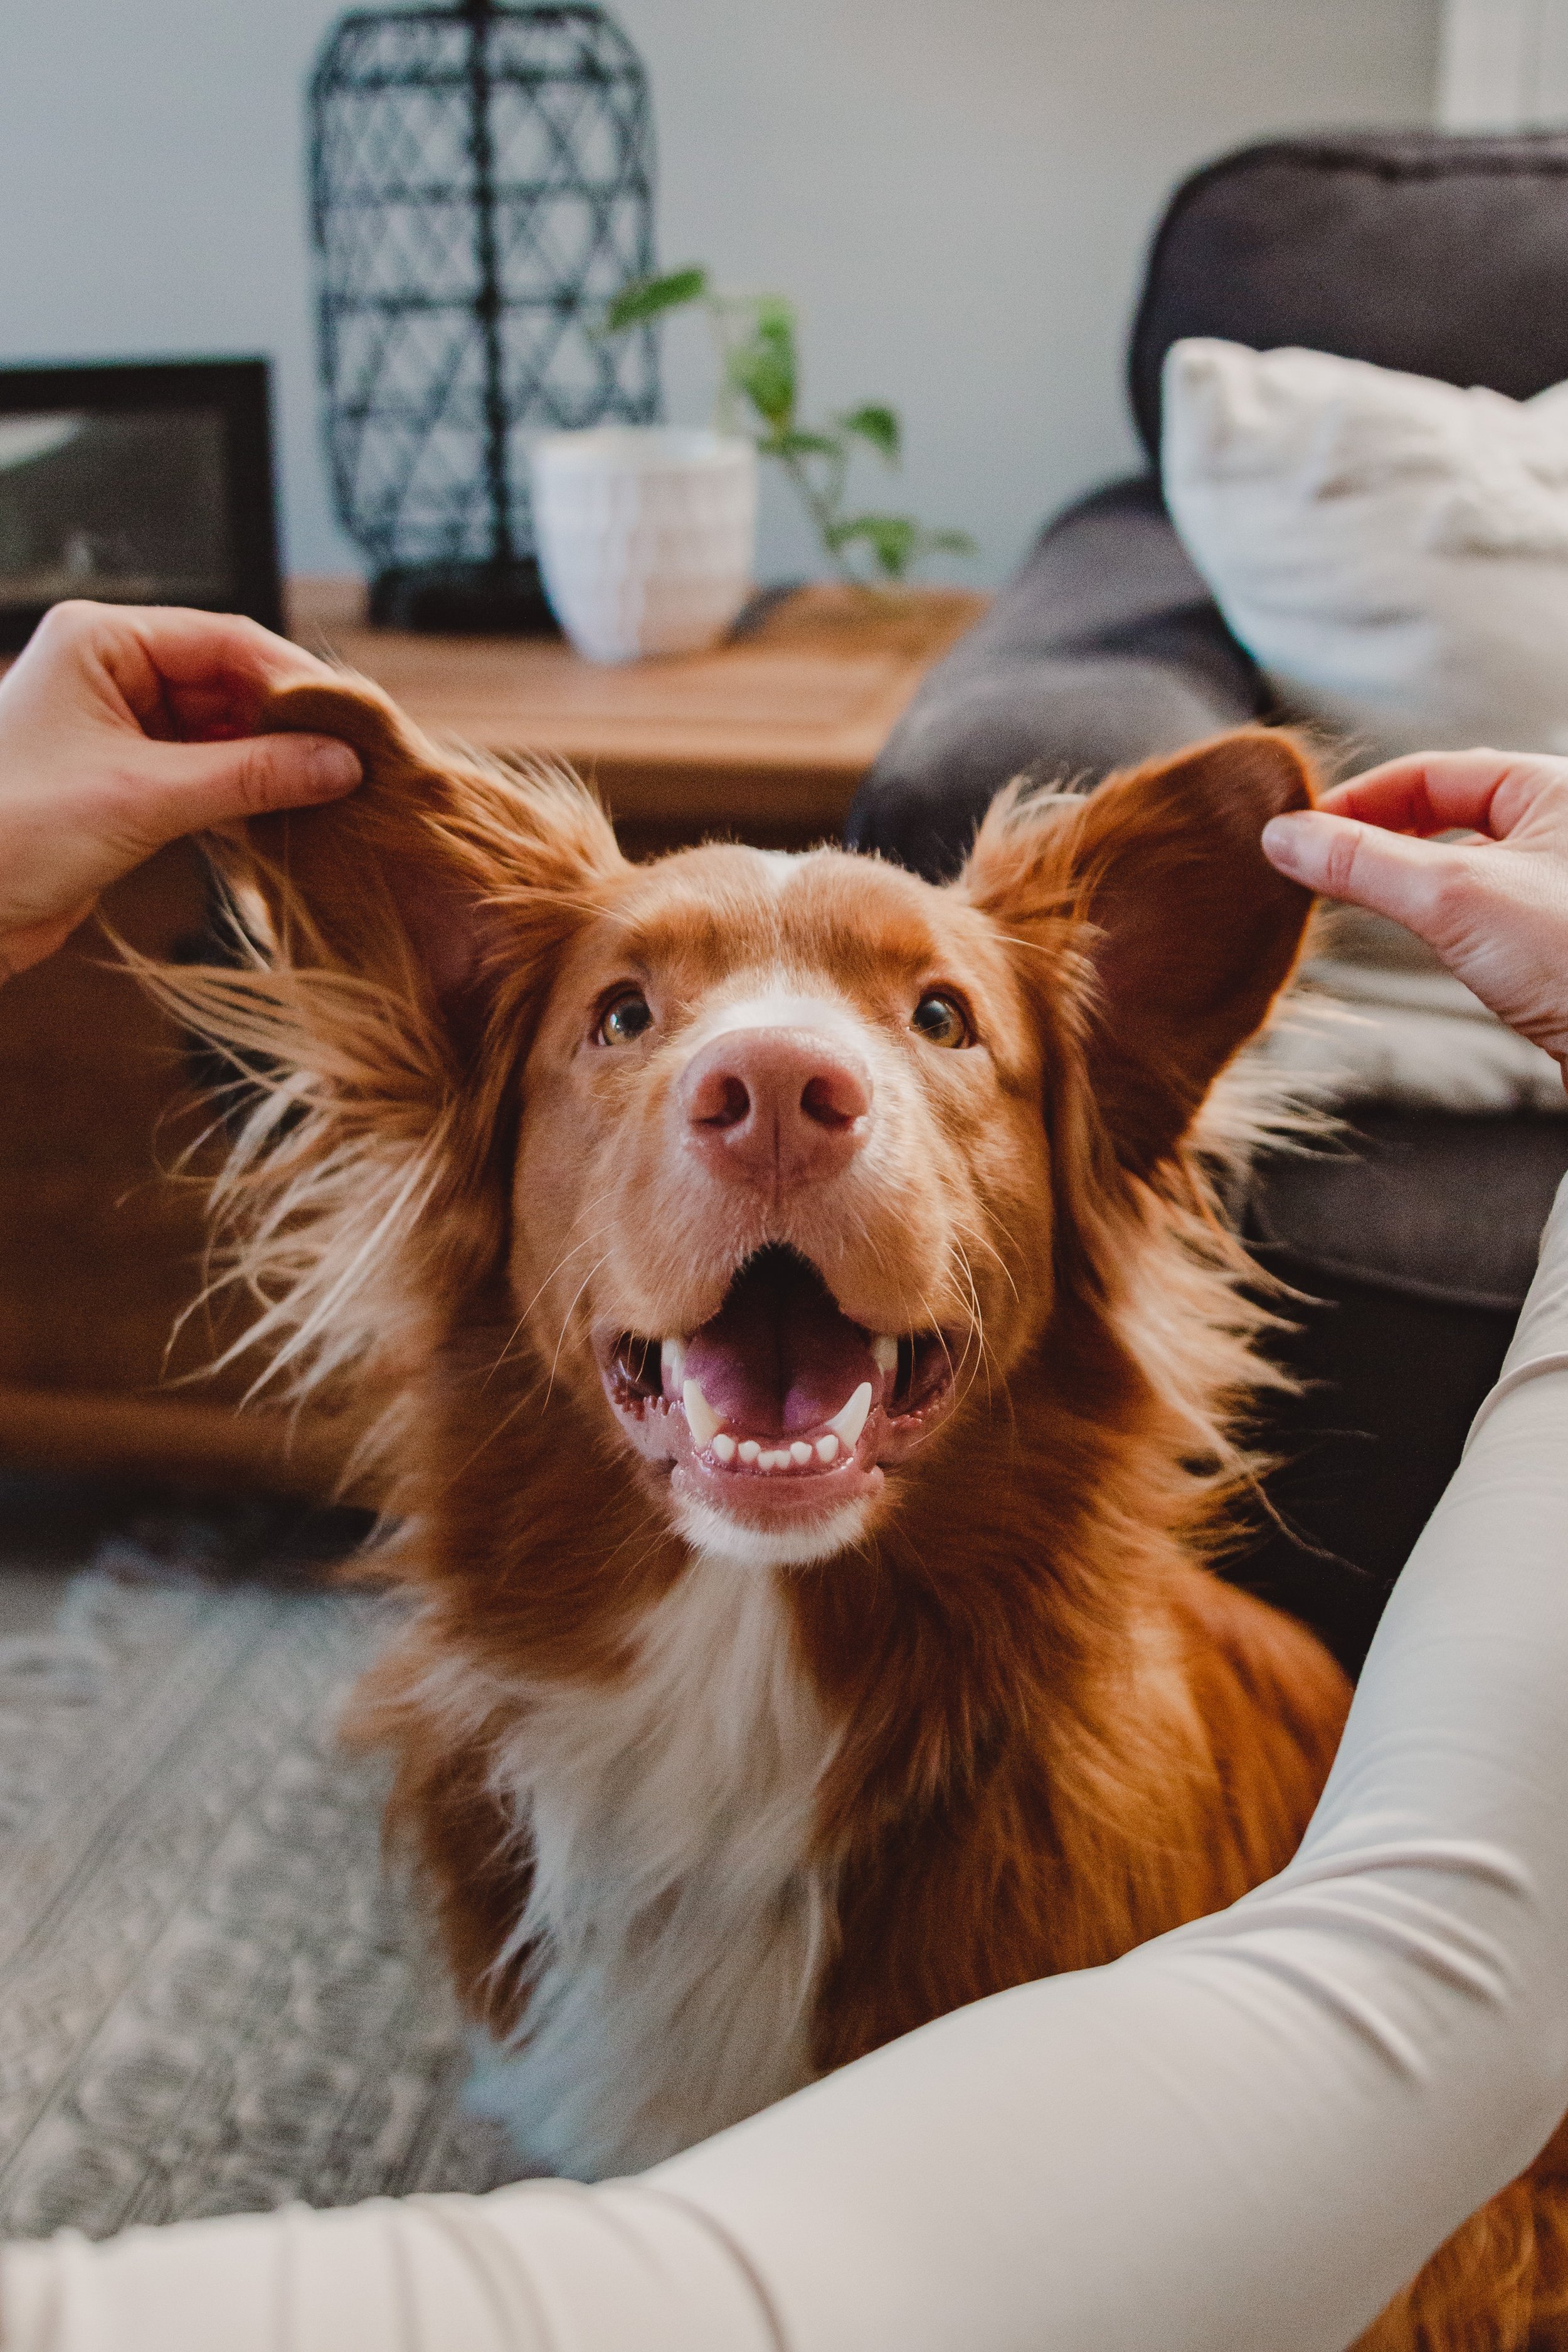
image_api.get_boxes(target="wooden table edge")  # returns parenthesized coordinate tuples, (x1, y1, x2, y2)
(0, 1385, 377, 1505)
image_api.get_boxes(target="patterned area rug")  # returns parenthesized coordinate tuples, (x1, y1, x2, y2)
(0, 1545, 519, 2242)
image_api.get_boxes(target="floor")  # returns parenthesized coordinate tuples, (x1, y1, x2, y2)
(0, 1561, 71, 1638)
(0, 1469, 513, 2240)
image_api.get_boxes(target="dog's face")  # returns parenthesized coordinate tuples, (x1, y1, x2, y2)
(237, 682, 1315, 1567)
(513, 844, 1056, 1565)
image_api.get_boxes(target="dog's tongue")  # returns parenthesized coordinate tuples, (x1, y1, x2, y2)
(679, 1249, 877, 1438)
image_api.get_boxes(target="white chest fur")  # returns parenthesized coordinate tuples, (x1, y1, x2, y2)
(464, 1552, 840, 2180)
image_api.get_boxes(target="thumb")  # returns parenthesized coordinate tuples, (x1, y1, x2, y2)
(1260, 808, 1475, 938)
(133, 731, 363, 839)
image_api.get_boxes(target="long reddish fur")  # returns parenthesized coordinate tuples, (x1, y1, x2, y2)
(137, 678, 1568, 2351)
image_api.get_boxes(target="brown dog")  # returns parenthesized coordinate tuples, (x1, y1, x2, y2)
(153, 681, 1567, 2348)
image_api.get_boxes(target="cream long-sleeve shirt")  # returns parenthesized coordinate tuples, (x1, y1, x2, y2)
(8, 1177, 1568, 2352)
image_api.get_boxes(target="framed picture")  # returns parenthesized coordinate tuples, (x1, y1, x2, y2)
(0, 358, 283, 653)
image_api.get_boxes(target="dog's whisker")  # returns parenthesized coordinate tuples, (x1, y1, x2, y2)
(952, 1213, 1020, 1312)
(541, 1253, 615, 1414)
(485, 1222, 617, 1388)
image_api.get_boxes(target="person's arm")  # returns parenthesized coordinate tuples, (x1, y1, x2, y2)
(6, 745, 1568, 2352)
(0, 600, 361, 980)
(5, 1177, 1567, 2352)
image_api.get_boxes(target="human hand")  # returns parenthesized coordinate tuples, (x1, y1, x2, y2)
(0, 600, 363, 980)
(1260, 748, 1568, 1086)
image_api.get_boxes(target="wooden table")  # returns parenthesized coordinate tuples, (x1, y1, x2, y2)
(289, 577, 988, 854)
(0, 580, 985, 1497)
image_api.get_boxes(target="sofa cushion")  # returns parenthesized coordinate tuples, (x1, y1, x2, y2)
(1162, 336, 1568, 758)
(1249, 1112, 1568, 1311)
(1130, 132, 1568, 463)
(1232, 1263, 1519, 1672)
(1238, 1119, 1568, 1668)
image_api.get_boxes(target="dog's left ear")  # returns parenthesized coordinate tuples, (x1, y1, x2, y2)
(964, 728, 1316, 1175)
(231, 672, 622, 1030)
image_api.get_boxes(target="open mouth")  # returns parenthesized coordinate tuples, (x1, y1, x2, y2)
(600, 1246, 958, 1525)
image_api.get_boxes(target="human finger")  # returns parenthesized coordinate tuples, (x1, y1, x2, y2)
(100, 607, 342, 737)
(119, 730, 362, 842)
(114, 605, 336, 690)
(1317, 750, 1568, 839)
(11, 602, 342, 744)
(1260, 808, 1482, 933)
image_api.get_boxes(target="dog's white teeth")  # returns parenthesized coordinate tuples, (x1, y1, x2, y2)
(662, 1337, 686, 1388)
(704, 1426, 848, 1472)
(682, 1377, 723, 1448)
(827, 1380, 873, 1448)
(871, 1334, 899, 1376)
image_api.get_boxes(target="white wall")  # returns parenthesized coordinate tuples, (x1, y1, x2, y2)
(0, 1, 1439, 590)
(1441, 0, 1568, 124)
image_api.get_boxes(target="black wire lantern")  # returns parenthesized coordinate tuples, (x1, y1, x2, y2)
(309, 0, 660, 631)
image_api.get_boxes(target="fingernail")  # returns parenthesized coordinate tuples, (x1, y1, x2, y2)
(307, 740, 362, 795)
(1261, 813, 1311, 876)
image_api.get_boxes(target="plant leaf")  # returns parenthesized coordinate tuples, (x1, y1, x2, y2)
(825, 512, 921, 579)
(728, 309, 797, 430)
(839, 404, 901, 462)
(602, 267, 709, 332)
(760, 428, 841, 459)
(752, 294, 797, 338)
(926, 528, 978, 555)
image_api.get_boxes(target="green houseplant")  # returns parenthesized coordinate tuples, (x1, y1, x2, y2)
(602, 268, 976, 589)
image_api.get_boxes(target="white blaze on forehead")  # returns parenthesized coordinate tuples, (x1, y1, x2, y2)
(689, 975, 876, 1061)
(752, 849, 802, 891)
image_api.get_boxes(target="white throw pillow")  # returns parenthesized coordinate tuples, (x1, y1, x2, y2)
(1162, 337, 1568, 756)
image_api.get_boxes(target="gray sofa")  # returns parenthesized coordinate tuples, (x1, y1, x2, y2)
(846, 132, 1568, 1670)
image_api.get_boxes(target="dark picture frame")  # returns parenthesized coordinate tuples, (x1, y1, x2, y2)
(0, 358, 283, 652)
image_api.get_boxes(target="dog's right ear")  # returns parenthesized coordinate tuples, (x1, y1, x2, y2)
(229, 673, 624, 1032)
(963, 728, 1316, 1177)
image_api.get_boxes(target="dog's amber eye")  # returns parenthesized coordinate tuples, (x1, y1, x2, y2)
(598, 990, 654, 1047)
(911, 992, 969, 1049)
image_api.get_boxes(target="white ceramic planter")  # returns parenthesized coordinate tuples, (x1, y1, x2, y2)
(530, 426, 757, 664)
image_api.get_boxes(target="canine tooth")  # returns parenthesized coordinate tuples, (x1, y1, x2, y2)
(817, 1434, 839, 1463)
(662, 1338, 686, 1387)
(872, 1334, 899, 1375)
(712, 1433, 737, 1463)
(790, 1440, 813, 1466)
(827, 1381, 873, 1449)
(738, 1440, 761, 1465)
(682, 1378, 722, 1449)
